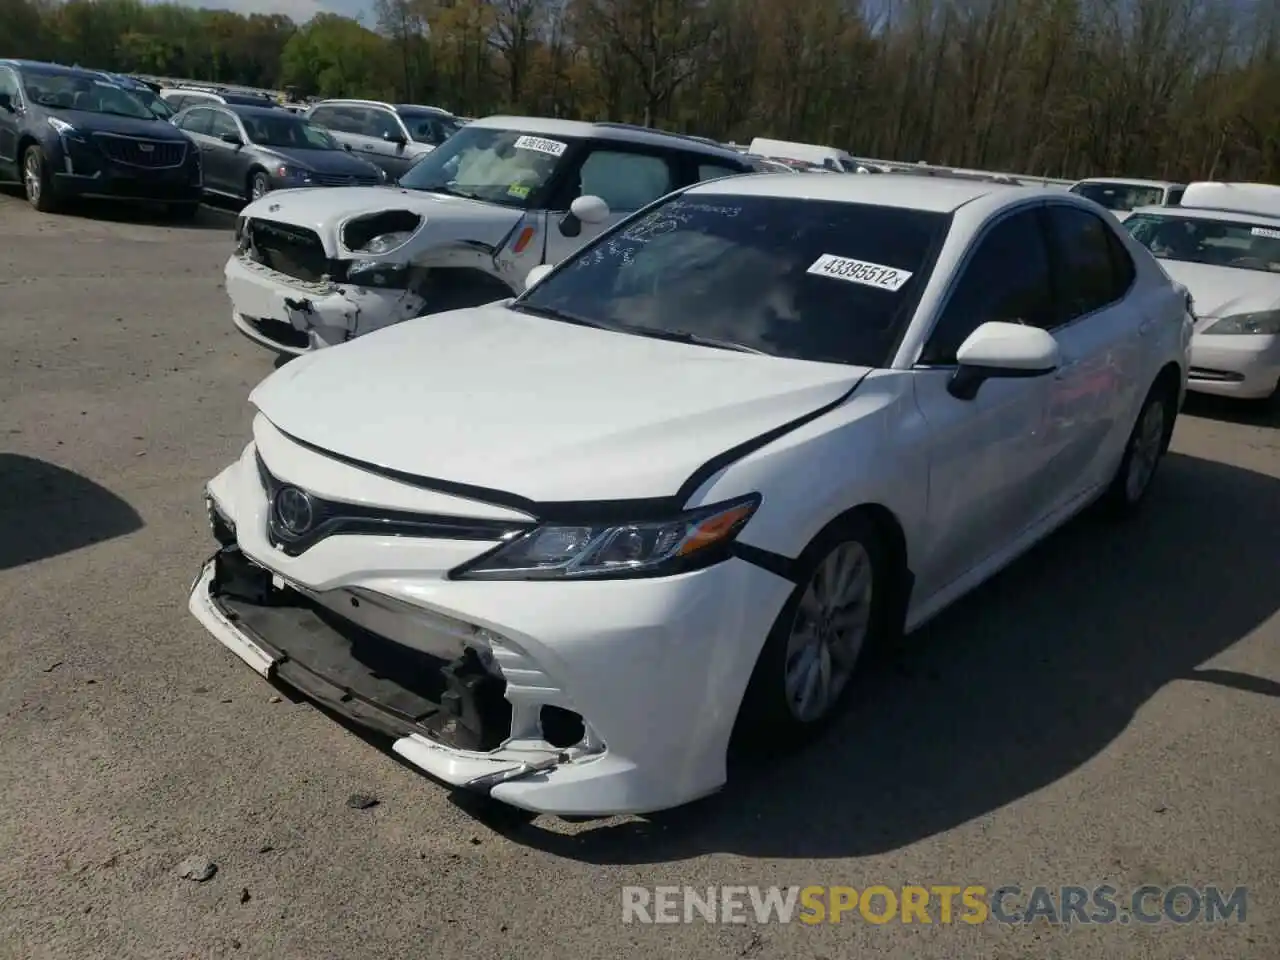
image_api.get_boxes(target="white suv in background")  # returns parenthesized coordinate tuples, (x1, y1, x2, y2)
(303, 100, 461, 179)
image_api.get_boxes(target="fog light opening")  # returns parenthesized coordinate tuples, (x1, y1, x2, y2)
(540, 706, 585, 749)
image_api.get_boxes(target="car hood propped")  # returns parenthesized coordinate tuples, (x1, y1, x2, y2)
(250, 304, 866, 503)
(238, 186, 526, 258)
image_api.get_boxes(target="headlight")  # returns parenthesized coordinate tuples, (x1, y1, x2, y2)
(47, 116, 84, 141)
(276, 164, 312, 183)
(451, 495, 760, 581)
(361, 231, 413, 255)
(1204, 310, 1280, 335)
(344, 259, 410, 288)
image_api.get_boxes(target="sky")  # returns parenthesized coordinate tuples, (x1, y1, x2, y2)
(159, 0, 372, 24)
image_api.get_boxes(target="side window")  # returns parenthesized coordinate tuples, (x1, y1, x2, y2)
(208, 110, 240, 141)
(696, 161, 746, 182)
(364, 108, 403, 140)
(0, 67, 20, 101)
(1104, 227, 1136, 293)
(180, 108, 213, 135)
(1166, 187, 1184, 206)
(572, 148, 675, 212)
(920, 209, 1054, 366)
(165, 94, 188, 111)
(308, 106, 336, 129)
(1045, 205, 1128, 324)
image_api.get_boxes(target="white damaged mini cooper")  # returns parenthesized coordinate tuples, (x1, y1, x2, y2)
(190, 173, 1190, 816)
(224, 116, 757, 355)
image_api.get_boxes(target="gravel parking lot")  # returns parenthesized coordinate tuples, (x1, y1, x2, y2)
(1, 193, 1277, 960)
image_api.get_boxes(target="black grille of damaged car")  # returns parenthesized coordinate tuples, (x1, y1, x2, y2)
(256, 452, 531, 555)
(210, 547, 510, 751)
(246, 219, 333, 283)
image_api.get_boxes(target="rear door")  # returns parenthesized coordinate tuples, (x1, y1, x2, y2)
(1040, 203, 1145, 502)
(175, 107, 218, 191)
(541, 141, 679, 265)
(204, 108, 248, 196)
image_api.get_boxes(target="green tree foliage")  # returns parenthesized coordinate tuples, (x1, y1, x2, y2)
(2, 0, 1278, 180)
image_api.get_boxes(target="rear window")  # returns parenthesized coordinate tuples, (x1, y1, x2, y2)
(1071, 182, 1165, 211)
(518, 194, 951, 367)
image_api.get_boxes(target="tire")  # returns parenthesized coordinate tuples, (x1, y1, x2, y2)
(22, 144, 59, 213)
(167, 202, 201, 221)
(733, 514, 893, 755)
(1099, 378, 1177, 516)
(247, 170, 270, 202)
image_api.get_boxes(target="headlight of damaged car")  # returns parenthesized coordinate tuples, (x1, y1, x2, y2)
(1204, 310, 1280, 335)
(452, 495, 760, 580)
(360, 231, 414, 255)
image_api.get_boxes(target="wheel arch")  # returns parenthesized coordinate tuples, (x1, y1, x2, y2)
(1152, 361, 1182, 452)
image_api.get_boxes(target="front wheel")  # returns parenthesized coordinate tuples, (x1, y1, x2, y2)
(1100, 379, 1176, 515)
(733, 515, 890, 753)
(22, 145, 59, 212)
(247, 171, 271, 202)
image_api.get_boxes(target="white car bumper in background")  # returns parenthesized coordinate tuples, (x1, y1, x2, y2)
(1188, 333, 1280, 399)
(224, 255, 426, 356)
(188, 447, 793, 816)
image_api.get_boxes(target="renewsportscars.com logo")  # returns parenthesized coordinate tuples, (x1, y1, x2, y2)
(621, 885, 1248, 925)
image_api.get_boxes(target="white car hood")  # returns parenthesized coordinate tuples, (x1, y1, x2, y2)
(240, 186, 525, 258)
(250, 304, 866, 504)
(1158, 260, 1280, 319)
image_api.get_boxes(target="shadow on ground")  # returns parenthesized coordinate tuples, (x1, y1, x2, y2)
(432, 451, 1279, 861)
(0, 454, 143, 570)
(1183, 392, 1279, 428)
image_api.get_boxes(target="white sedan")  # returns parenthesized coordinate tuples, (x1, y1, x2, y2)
(1123, 197, 1280, 400)
(188, 174, 1191, 817)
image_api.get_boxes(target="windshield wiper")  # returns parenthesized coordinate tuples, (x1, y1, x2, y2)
(509, 302, 616, 331)
(614, 326, 770, 355)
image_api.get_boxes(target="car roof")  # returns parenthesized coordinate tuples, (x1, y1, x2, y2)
(394, 103, 454, 116)
(466, 116, 747, 161)
(1127, 205, 1280, 228)
(687, 171, 1034, 212)
(3, 59, 111, 81)
(218, 103, 296, 118)
(1073, 177, 1183, 189)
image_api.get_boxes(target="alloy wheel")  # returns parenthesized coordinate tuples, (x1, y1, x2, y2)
(1125, 398, 1165, 502)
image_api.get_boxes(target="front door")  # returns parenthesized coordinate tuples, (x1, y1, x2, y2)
(0, 66, 22, 180)
(908, 205, 1063, 597)
(203, 109, 247, 196)
(541, 143, 679, 266)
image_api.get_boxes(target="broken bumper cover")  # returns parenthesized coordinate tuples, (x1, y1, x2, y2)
(187, 488, 793, 815)
(225, 254, 425, 356)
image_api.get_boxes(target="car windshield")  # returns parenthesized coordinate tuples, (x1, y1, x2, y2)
(399, 109, 460, 145)
(1124, 213, 1280, 273)
(516, 194, 951, 367)
(1072, 182, 1165, 211)
(241, 113, 336, 150)
(21, 69, 154, 120)
(397, 126, 576, 206)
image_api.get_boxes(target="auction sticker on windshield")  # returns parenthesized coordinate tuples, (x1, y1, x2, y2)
(1250, 226, 1280, 239)
(514, 135, 567, 157)
(807, 255, 912, 291)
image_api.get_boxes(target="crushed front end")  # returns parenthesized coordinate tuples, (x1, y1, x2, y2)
(225, 208, 517, 356)
(187, 420, 793, 815)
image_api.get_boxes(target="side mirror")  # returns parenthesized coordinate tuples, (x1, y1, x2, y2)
(559, 194, 610, 237)
(382, 130, 407, 146)
(947, 321, 1060, 400)
(219, 132, 243, 146)
(524, 263, 554, 292)
(0, 92, 12, 113)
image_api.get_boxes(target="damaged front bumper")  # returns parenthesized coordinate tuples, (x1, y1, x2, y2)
(225, 254, 427, 356)
(188, 548, 598, 802)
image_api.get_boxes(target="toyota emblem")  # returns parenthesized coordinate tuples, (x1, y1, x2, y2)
(273, 486, 314, 536)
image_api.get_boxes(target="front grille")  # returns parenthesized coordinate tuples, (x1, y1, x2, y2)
(246, 219, 331, 283)
(311, 172, 381, 187)
(244, 316, 310, 350)
(93, 133, 186, 168)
